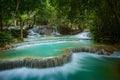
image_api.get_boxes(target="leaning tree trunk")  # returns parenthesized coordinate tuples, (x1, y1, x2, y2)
(16, 0, 24, 41)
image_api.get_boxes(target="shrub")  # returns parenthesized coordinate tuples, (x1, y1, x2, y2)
(0, 31, 13, 47)
(10, 29, 28, 38)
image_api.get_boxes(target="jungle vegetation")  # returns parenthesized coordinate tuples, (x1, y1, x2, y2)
(0, 0, 120, 47)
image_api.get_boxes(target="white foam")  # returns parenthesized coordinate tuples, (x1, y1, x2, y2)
(75, 31, 91, 39)
(0, 53, 101, 80)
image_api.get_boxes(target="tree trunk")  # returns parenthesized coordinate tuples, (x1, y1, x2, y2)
(14, 20, 17, 26)
(16, 0, 23, 41)
(20, 19, 23, 41)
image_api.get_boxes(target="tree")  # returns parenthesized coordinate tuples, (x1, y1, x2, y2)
(14, 0, 43, 40)
(0, 0, 47, 40)
(51, 0, 120, 43)
(90, 0, 120, 43)
(0, 0, 14, 30)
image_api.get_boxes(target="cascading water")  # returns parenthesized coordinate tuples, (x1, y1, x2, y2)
(0, 53, 71, 70)
(75, 31, 91, 39)
(28, 25, 60, 38)
(28, 30, 40, 37)
(0, 31, 120, 80)
(0, 53, 120, 80)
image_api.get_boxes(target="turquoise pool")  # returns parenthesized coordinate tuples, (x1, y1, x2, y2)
(0, 40, 93, 59)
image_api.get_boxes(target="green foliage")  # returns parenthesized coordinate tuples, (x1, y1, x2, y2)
(51, 0, 120, 43)
(10, 29, 28, 38)
(35, 0, 57, 25)
(0, 0, 47, 26)
(1, 0, 120, 43)
(0, 31, 13, 47)
(90, 0, 120, 43)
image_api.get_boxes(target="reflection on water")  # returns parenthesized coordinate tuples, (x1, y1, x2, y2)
(0, 53, 120, 80)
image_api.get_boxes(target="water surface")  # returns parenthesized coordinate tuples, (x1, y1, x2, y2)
(0, 53, 120, 80)
(0, 40, 93, 59)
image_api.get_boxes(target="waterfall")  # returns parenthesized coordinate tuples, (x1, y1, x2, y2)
(28, 25, 60, 37)
(0, 49, 71, 70)
(75, 31, 91, 39)
(52, 27, 60, 36)
(0, 47, 115, 71)
(71, 47, 109, 55)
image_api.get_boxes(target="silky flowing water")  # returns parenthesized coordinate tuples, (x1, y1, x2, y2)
(0, 34, 120, 80)
(0, 53, 120, 80)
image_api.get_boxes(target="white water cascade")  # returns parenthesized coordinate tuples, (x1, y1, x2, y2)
(28, 25, 60, 38)
(75, 31, 91, 40)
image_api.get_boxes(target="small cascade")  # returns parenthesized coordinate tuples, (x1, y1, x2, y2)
(71, 47, 96, 53)
(27, 25, 60, 37)
(52, 27, 60, 36)
(0, 50, 71, 70)
(75, 31, 91, 39)
(28, 30, 40, 37)
(71, 47, 109, 55)
(0, 46, 115, 71)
